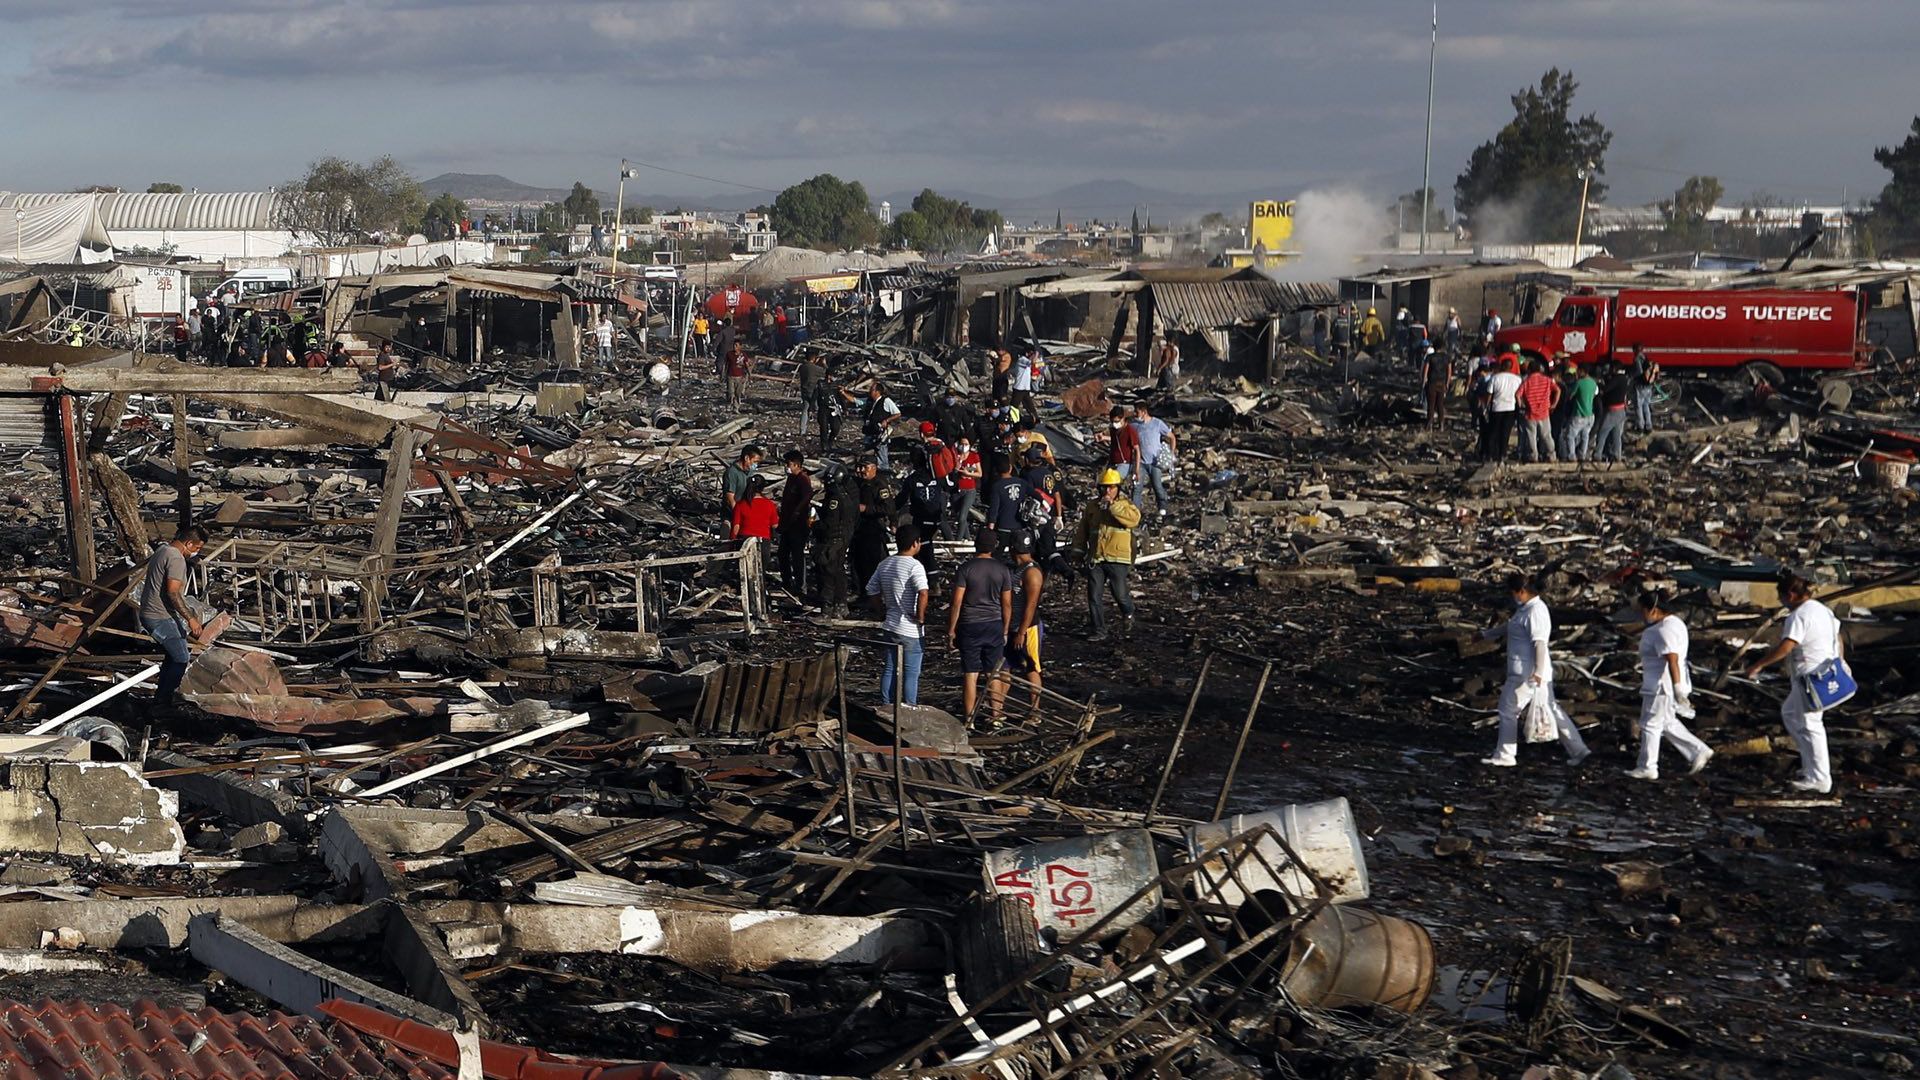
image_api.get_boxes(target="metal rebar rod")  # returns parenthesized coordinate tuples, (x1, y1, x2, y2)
(836, 645, 857, 843)
(1144, 653, 1212, 827)
(1212, 660, 1274, 822)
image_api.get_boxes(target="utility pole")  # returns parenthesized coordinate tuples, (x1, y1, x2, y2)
(1420, 3, 1437, 255)
(1572, 161, 1596, 258)
(610, 160, 636, 280)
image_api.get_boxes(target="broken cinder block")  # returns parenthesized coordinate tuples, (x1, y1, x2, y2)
(0, 760, 186, 866)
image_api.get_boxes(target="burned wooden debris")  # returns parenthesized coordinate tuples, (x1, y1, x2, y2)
(0, 265, 1913, 1080)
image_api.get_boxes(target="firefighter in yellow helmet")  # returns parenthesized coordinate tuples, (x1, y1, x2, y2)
(1358, 307, 1386, 353)
(67, 320, 85, 347)
(1071, 466, 1141, 642)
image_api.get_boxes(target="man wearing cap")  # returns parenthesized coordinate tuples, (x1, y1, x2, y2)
(1071, 468, 1141, 643)
(998, 531, 1047, 718)
(813, 463, 860, 620)
(851, 456, 896, 597)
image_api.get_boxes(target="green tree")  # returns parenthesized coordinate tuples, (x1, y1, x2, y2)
(1390, 189, 1449, 232)
(562, 181, 601, 226)
(1198, 211, 1232, 230)
(771, 173, 879, 250)
(145, 182, 184, 194)
(421, 192, 469, 241)
(887, 188, 1003, 253)
(1670, 175, 1722, 223)
(276, 156, 425, 245)
(1454, 68, 1612, 243)
(621, 205, 654, 225)
(1872, 117, 1920, 246)
(886, 210, 933, 251)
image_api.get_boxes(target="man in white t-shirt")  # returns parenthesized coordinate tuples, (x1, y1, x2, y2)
(866, 524, 929, 706)
(1480, 572, 1589, 768)
(1479, 358, 1523, 464)
(1625, 592, 1711, 780)
(1745, 573, 1843, 793)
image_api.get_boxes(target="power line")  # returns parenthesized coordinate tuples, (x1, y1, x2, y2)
(619, 157, 782, 195)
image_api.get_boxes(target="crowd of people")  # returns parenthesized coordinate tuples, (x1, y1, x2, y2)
(706, 331, 1183, 722)
(1309, 300, 1667, 466)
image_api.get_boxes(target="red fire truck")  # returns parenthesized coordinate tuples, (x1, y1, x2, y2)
(1492, 287, 1870, 387)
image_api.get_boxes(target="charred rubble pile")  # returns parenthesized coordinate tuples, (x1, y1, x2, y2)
(0, 320, 1912, 1079)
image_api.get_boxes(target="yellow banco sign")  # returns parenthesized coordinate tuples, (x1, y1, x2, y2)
(1249, 200, 1295, 253)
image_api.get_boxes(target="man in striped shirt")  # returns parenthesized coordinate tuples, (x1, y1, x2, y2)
(1516, 360, 1560, 463)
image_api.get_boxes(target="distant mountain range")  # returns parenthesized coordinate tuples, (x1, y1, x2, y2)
(419, 173, 1281, 226)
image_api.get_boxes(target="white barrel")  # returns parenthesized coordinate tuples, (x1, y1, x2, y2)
(1184, 796, 1369, 906)
(983, 829, 1160, 941)
(1872, 459, 1910, 491)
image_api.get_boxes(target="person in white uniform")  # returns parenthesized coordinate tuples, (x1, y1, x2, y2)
(1481, 572, 1590, 768)
(1744, 573, 1843, 793)
(1624, 592, 1712, 780)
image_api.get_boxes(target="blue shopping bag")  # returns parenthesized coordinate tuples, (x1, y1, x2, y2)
(1800, 657, 1857, 711)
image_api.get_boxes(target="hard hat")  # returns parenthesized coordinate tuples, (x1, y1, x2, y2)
(1367, 308, 1376, 316)
(1099, 468, 1124, 486)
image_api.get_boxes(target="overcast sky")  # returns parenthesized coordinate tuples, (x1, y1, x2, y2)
(4, 0, 1914, 217)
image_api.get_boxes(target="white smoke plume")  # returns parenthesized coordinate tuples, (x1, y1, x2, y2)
(1270, 188, 1390, 283)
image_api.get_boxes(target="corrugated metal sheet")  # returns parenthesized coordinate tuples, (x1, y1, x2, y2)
(692, 652, 838, 734)
(1148, 280, 1296, 331)
(0, 396, 53, 449)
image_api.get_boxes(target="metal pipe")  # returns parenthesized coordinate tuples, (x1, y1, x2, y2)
(1213, 660, 1274, 822)
(893, 639, 909, 855)
(836, 646, 857, 842)
(1144, 653, 1212, 827)
(1420, 3, 1437, 256)
(29, 664, 161, 735)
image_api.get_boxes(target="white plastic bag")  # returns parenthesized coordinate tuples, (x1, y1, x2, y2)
(1523, 692, 1556, 743)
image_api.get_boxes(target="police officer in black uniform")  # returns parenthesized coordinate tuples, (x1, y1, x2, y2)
(851, 455, 895, 596)
(813, 463, 860, 620)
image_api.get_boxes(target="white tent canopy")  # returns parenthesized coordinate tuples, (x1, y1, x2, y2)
(0, 191, 299, 263)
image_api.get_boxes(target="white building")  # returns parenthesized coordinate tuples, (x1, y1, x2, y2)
(0, 190, 301, 263)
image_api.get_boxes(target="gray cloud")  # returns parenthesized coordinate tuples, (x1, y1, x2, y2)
(4, 0, 1915, 212)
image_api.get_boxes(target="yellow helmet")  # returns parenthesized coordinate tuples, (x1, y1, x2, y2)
(1099, 468, 1125, 486)
(1367, 307, 1377, 316)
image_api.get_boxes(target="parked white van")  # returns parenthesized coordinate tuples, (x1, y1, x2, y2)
(209, 267, 297, 298)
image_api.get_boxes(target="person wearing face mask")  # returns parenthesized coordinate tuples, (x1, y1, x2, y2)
(1625, 591, 1712, 781)
(946, 433, 982, 540)
(1480, 572, 1590, 769)
(1102, 405, 1138, 485)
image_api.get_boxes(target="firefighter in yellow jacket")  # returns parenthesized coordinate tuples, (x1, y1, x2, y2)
(1071, 468, 1142, 642)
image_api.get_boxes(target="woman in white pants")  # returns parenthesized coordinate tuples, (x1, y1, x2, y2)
(1625, 592, 1712, 780)
(1744, 574, 1842, 794)
(1481, 572, 1590, 768)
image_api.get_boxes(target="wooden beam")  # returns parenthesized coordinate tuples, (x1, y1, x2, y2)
(54, 393, 96, 583)
(87, 451, 149, 560)
(171, 394, 194, 528)
(369, 425, 427, 603)
(0, 369, 362, 394)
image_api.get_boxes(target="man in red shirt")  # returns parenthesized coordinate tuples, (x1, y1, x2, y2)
(730, 476, 779, 542)
(1516, 360, 1561, 463)
(724, 346, 751, 410)
(1103, 405, 1139, 483)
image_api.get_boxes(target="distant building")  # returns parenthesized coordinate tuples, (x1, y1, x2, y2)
(0, 190, 299, 263)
